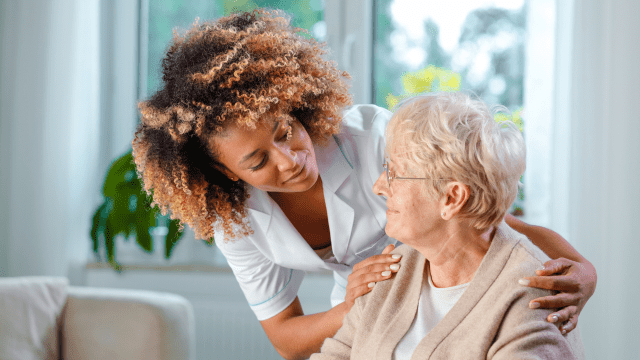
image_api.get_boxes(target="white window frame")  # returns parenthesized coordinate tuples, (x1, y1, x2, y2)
(324, 0, 374, 105)
(99, 0, 141, 171)
(522, 0, 573, 240)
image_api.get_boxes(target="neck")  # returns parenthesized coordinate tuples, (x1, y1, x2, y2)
(417, 221, 495, 288)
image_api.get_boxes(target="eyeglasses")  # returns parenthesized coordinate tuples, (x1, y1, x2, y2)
(382, 161, 445, 188)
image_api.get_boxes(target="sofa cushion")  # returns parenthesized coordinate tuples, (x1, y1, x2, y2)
(0, 277, 68, 360)
(62, 286, 195, 360)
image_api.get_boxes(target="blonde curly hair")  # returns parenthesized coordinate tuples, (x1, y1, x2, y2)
(132, 9, 352, 242)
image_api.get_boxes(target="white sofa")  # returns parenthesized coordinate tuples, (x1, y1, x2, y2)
(0, 277, 195, 360)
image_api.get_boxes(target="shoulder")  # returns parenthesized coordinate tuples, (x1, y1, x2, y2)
(488, 223, 557, 326)
(497, 222, 550, 282)
(341, 104, 393, 138)
(336, 105, 392, 182)
(355, 244, 422, 309)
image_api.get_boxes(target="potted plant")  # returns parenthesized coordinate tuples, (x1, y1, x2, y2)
(90, 150, 184, 270)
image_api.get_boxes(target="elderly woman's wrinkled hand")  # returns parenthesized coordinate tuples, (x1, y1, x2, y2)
(519, 257, 597, 334)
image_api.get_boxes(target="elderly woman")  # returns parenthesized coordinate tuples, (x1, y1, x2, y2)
(311, 92, 585, 360)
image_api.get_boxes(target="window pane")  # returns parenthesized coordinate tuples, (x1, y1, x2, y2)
(146, 0, 324, 95)
(374, 0, 527, 214)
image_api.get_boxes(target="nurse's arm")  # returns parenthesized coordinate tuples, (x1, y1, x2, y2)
(260, 245, 399, 359)
(504, 213, 585, 262)
(504, 213, 597, 333)
(260, 297, 349, 360)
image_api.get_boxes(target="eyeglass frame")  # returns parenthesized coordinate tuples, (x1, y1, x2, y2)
(382, 161, 446, 188)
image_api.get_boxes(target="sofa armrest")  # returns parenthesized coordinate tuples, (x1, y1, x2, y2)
(62, 286, 195, 360)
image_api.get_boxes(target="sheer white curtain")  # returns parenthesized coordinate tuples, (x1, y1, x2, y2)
(0, 0, 101, 279)
(569, 1, 640, 358)
(525, 0, 640, 358)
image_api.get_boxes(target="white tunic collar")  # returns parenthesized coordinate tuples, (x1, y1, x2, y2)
(245, 135, 357, 268)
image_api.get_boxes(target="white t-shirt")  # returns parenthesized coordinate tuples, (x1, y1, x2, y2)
(216, 105, 398, 321)
(393, 271, 469, 360)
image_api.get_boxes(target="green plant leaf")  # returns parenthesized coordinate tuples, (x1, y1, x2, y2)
(165, 219, 183, 259)
(104, 216, 116, 264)
(136, 221, 153, 252)
(103, 151, 135, 198)
(90, 202, 109, 260)
(90, 149, 184, 270)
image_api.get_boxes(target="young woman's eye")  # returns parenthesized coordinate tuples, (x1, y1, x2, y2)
(250, 156, 268, 171)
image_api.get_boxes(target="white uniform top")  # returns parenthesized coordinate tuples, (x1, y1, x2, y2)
(216, 105, 398, 321)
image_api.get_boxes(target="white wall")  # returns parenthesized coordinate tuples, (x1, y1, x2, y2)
(0, 0, 101, 279)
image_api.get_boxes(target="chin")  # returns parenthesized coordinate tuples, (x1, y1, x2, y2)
(384, 223, 398, 240)
(301, 170, 320, 191)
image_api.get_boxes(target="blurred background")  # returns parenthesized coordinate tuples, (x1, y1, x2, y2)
(0, 0, 638, 358)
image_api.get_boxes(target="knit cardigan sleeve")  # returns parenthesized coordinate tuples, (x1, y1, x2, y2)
(487, 284, 580, 360)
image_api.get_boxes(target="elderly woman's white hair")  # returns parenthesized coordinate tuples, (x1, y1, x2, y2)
(386, 92, 526, 231)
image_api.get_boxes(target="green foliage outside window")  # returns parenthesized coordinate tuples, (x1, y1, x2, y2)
(147, 0, 324, 95)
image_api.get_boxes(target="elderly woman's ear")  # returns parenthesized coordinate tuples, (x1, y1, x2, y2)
(440, 182, 469, 220)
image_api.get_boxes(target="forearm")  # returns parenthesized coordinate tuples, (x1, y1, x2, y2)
(261, 299, 348, 360)
(504, 214, 587, 262)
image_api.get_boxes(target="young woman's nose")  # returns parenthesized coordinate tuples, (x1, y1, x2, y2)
(273, 145, 298, 172)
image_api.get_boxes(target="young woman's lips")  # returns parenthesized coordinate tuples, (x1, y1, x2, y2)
(286, 164, 305, 183)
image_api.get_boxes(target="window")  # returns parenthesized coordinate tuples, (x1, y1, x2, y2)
(123, 0, 557, 265)
(144, 0, 325, 97)
(373, 0, 546, 217)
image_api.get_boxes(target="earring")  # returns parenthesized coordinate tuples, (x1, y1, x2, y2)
(441, 212, 446, 218)
(286, 125, 293, 141)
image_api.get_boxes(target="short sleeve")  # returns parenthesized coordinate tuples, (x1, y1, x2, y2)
(217, 238, 305, 321)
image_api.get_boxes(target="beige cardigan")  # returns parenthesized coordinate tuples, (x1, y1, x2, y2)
(311, 222, 585, 360)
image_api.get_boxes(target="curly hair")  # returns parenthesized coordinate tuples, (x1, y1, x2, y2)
(132, 9, 352, 242)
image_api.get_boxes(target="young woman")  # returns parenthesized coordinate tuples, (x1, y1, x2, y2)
(132, 10, 596, 360)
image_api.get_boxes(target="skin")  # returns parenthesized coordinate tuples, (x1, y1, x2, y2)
(210, 112, 596, 359)
(212, 113, 402, 359)
(372, 150, 494, 288)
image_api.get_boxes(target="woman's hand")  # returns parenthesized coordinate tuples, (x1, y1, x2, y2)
(343, 244, 402, 314)
(519, 257, 597, 334)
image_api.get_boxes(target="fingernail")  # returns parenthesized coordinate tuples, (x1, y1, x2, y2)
(529, 302, 540, 309)
(561, 328, 567, 335)
(518, 279, 530, 286)
(392, 254, 402, 259)
(550, 315, 559, 323)
(390, 264, 400, 271)
(368, 282, 376, 288)
(381, 271, 391, 277)
(538, 266, 545, 271)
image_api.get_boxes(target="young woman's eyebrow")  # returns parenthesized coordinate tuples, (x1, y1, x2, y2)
(239, 121, 282, 165)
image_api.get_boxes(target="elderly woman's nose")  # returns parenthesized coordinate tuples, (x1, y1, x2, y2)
(373, 171, 389, 196)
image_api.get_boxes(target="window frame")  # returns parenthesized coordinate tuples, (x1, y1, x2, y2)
(107, 0, 569, 265)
